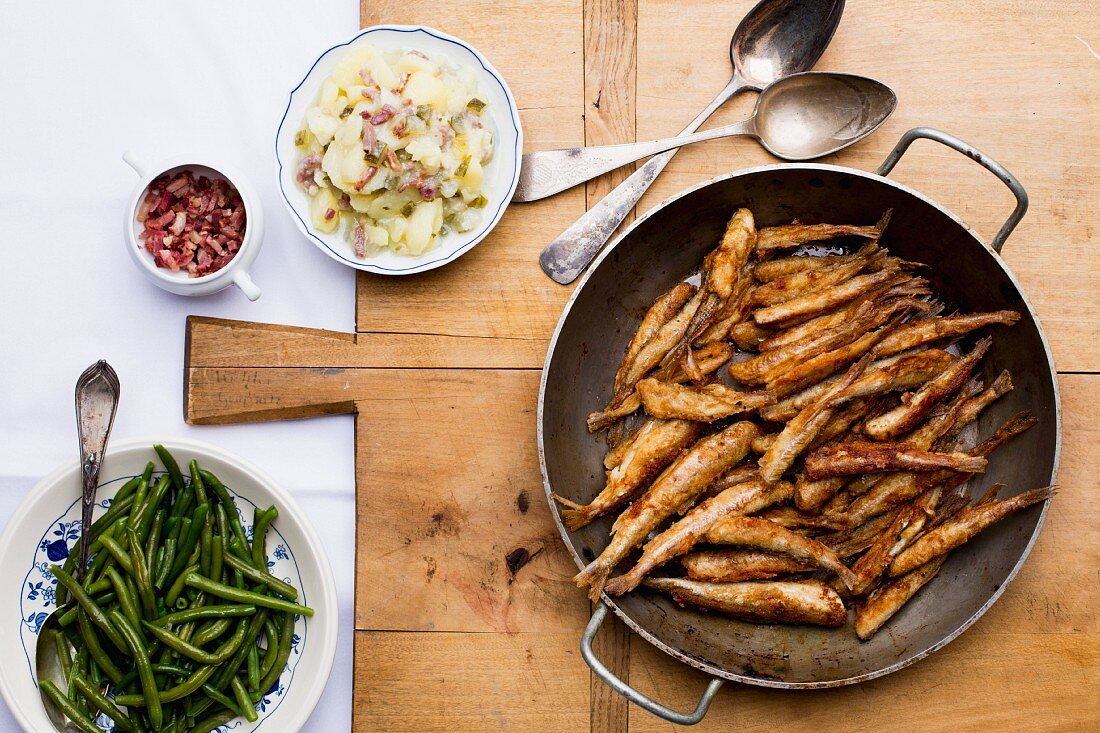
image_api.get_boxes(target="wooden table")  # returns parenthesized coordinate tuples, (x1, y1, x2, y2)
(185, 0, 1099, 729)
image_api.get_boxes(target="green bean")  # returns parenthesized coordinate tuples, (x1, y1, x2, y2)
(88, 658, 104, 687)
(108, 610, 162, 728)
(199, 683, 242, 717)
(127, 478, 148, 529)
(69, 644, 88, 706)
(209, 534, 224, 589)
(133, 476, 170, 546)
(116, 663, 216, 705)
(192, 708, 238, 733)
(199, 513, 214, 578)
(105, 566, 142, 632)
(52, 629, 73, 682)
(50, 565, 126, 651)
(56, 493, 138, 606)
(40, 680, 102, 733)
(190, 459, 208, 505)
(151, 604, 255, 629)
(144, 506, 166, 571)
(222, 550, 298, 600)
(214, 610, 268, 689)
(247, 641, 260, 691)
(259, 616, 280, 679)
(191, 618, 232, 647)
(85, 577, 112, 596)
(231, 675, 259, 722)
(154, 444, 186, 495)
(255, 611, 295, 701)
(168, 505, 208, 581)
(117, 663, 190, 690)
(165, 563, 199, 609)
(142, 617, 248, 664)
(185, 573, 313, 616)
(200, 469, 248, 547)
(127, 528, 156, 621)
(97, 534, 134, 575)
(75, 610, 124, 684)
(71, 674, 138, 732)
(251, 505, 278, 568)
(154, 537, 176, 589)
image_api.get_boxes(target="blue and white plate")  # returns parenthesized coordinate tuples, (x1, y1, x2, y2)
(276, 25, 523, 275)
(0, 439, 338, 733)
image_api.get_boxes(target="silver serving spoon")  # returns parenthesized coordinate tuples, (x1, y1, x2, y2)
(36, 360, 120, 731)
(516, 72, 894, 202)
(537, 0, 846, 284)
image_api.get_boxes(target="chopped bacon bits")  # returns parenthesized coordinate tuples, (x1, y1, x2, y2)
(137, 171, 246, 278)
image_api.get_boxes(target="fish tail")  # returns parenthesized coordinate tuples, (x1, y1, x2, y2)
(559, 506, 593, 532)
(603, 573, 639, 597)
(574, 560, 614, 602)
(874, 208, 894, 236)
(1016, 485, 1057, 507)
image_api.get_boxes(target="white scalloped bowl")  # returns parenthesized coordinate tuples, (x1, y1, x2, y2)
(275, 25, 523, 275)
(0, 439, 338, 733)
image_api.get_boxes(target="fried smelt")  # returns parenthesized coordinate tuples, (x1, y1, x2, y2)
(588, 342, 733, 431)
(864, 337, 992, 440)
(794, 474, 849, 514)
(755, 505, 848, 530)
(730, 321, 773, 351)
(682, 549, 814, 583)
(636, 378, 776, 422)
(763, 322, 902, 397)
(754, 252, 863, 282)
(747, 249, 879, 308)
(888, 486, 1055, 578)
(752, 269, 904, 328)
(663, 210, 757, 378)
(760, 350, 954, 423)
(855, 556, 946, 640)
(613, 283, 697, 395)
(873, 311, 1020, 358)
(605, 478, 791, 596)
(731, 300, 880, 384)
(704, 516, 858, 589)
(939, 370, 1013, 446)
(604, 420, 644, 469)
(757, 355, 871, 485)
(844, 504, 923, 597)
(805, 441, 987, 479)
(556, 419, 704, 531)
(696, 271, 755, 345)
(754, 211, 890, 256)
(818, 508, 903, 558)
(574, 422, 759, 601)
(607, 289, 705, 409)
(645, 577, 847, 627)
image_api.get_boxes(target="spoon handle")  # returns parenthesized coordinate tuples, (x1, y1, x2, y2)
(515, 118, 756, 203)
(538, 77, 747, 285)
(75, 360, 120, 580)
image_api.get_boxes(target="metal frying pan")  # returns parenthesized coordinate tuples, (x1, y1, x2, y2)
(537, 129, 1059, 724)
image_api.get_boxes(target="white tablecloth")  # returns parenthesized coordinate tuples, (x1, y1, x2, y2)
(0, 2, 358, 731)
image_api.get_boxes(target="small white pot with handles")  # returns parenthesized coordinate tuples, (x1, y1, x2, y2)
(123, 152, 263, 300)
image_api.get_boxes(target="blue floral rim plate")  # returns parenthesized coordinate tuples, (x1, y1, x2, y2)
(0, 440, 338, 733)
(275, 25, 523, 275)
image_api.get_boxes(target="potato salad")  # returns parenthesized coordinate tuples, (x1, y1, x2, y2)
(295, 45, 494, 257)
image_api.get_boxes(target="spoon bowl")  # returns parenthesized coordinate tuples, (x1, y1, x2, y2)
(754, 72, 897, 159)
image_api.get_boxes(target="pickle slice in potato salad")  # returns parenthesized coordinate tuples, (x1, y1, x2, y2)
(295, 45, 494, 257)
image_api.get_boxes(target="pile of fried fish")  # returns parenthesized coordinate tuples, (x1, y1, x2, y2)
(557, 208, 1053, 639)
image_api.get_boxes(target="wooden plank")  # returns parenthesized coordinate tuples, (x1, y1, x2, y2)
(185, 316, 541, 372)
(635, 0, 1099, 372)
(354, 369, 587, 633)
(626, 373, 1100, 732)
(353, 630, 592, 732)
(583, 0, 638, 729)
(357, 0, 586, 364)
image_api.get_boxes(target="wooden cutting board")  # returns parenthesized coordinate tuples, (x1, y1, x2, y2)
(184, 0, 1099, 729)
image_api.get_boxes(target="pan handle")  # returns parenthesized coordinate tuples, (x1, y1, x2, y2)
(581, 602, 725, 725)
(875, 127, 1028, 253)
